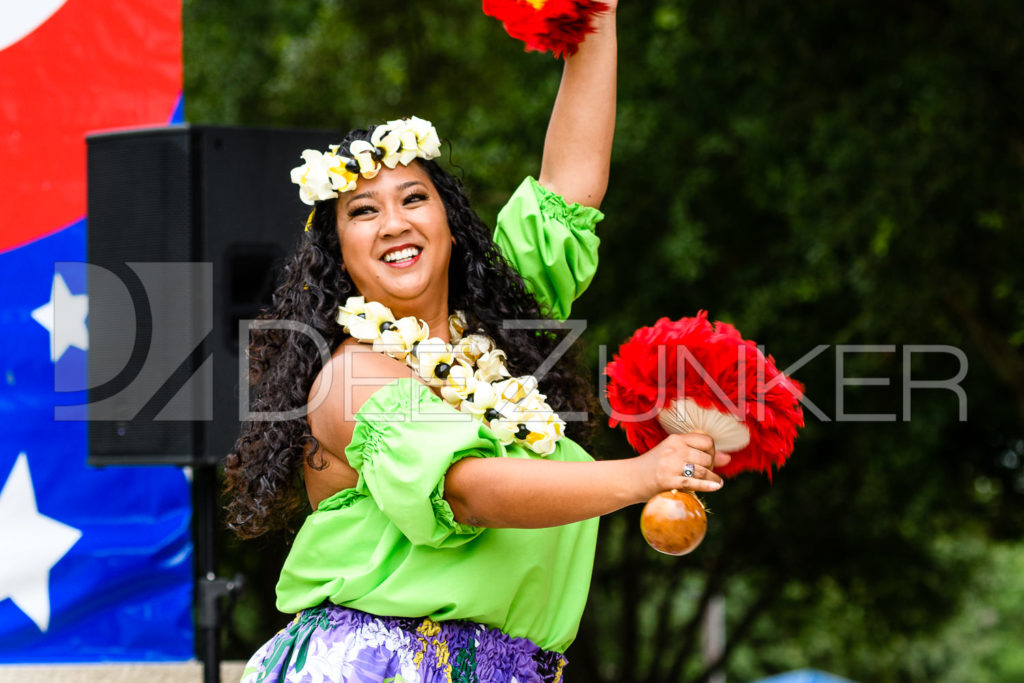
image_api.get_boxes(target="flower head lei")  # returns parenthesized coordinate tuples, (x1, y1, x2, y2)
(290, 117, 442, 208)
(337, 296, 566, 456)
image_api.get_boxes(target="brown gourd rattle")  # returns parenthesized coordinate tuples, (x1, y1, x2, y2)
(604, 313, 806, 556)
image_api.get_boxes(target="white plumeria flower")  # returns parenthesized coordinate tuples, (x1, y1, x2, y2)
(519, 411, 565, 456)
(488, 414, 520, 446)
(290, 150, 337, 205)
(406, 116, 442, 159)
(515, 392, 564, 454)
(348, 140, 381, 178)
(493, 376, 539, 404)
(385, 118, 426, 165)
(373, 315, 428, 361)
(461, 382, 522, 444)
(440, 361, 478, 407)
(331, 170, 358, 194)
(516, 387, 552, 414)
(370, 126, 404, 169)
(483, 379, 563, 455)
(337, 296, 366, 329)
(460, 381, 500, 417)
(448, 311, 467, 342)
(454, 334, 495, 366)
(491, 400, 536, 446)
(397, 127, 421, 165)
(412, 337, 455, 387)
(475, 349, 510, 382)
(346, 301, 396, 341)
(528, 434, 560, 456)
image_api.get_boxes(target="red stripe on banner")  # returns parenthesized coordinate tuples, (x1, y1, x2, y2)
(0, 0, 182, 253)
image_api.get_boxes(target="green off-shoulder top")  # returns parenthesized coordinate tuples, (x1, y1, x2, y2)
(276, 177, 604, 654)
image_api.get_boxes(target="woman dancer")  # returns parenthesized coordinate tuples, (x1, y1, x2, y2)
(228, 4, 728, 681)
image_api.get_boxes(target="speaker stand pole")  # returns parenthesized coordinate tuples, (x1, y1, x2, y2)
(195, 461, 241, 683)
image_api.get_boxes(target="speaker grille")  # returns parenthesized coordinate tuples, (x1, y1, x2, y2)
(86, 125, 343, 465)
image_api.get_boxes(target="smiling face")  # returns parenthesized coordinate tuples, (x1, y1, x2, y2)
(335, 162, 453, 322)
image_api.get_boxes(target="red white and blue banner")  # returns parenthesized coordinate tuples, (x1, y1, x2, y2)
(0, 0, 193, 661)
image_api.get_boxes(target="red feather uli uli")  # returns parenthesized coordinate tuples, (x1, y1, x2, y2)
(482, 0, 611, 58)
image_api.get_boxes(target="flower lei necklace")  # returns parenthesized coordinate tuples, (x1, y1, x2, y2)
(337, 296, 565, 456)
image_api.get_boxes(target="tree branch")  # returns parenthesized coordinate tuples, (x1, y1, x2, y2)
(691, 574, 786, 683)
(657, 486, 770, 682)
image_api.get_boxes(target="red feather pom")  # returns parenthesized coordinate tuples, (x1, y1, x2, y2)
(605, 313, 805, 478)
(483, 0, 610, 58)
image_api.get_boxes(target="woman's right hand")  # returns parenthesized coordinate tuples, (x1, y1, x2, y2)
(632, 433, 730, 500)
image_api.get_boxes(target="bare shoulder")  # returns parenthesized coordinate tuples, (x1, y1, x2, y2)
(307, 340, 418, 456)
(303, 341, 419, 508)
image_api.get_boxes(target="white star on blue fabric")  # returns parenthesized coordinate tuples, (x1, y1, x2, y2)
(31, 272, 88, 363)
(0, 453, 82, 632)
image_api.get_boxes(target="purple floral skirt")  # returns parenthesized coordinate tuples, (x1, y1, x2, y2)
(240, 604, 568, 683)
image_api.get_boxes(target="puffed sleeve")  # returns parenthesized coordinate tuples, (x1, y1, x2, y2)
(344, 378, 508, 548)
(493, 176, 604, 321)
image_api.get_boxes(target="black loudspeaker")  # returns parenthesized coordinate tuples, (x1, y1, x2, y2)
(85, 125, 343, 465)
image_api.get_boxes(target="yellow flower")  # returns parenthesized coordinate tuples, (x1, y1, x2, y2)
(325, 146, 358, 193)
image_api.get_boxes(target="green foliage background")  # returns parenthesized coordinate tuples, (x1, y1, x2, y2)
(185, 0, 1024, 680)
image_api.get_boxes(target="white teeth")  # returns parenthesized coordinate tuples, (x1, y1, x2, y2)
(382, 247, 421, 263)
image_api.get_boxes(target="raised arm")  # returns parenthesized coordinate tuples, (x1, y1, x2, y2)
(537, 3, 617, 208)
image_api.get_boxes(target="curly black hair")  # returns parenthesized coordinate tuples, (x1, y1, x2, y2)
(224, 129, 595, 539)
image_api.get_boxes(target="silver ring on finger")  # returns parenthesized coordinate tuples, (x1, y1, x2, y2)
(683, 463, 696, 478)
